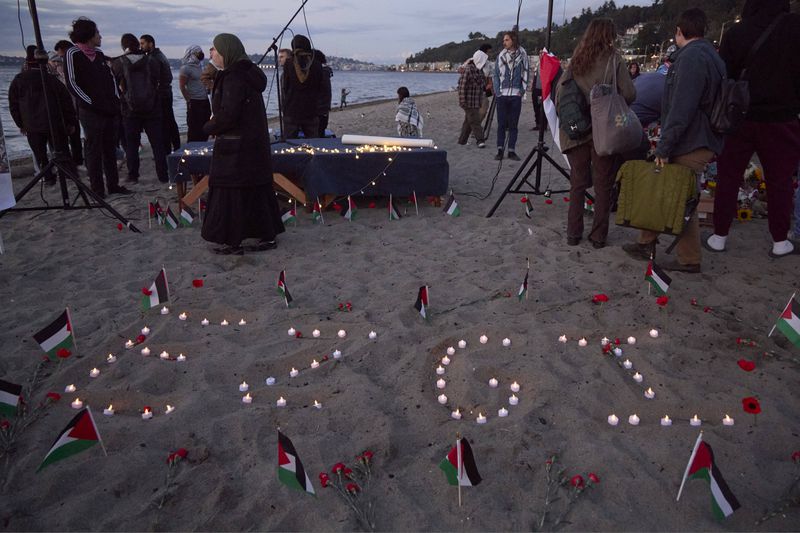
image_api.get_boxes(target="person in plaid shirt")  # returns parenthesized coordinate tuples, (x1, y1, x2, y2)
(457, 50, 488, 148)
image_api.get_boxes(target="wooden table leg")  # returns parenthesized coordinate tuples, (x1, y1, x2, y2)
(181, 175, 209, 206)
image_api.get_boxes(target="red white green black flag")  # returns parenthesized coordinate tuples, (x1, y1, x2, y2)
(645, 261, 672, 295)
(439, 437, 482, 486)
(414, 285, 429, 320)
(340, 196, 357, 221)
(277, 270, 293, 307)
(0, 379, 22, 417)
(388, 195, 402, 220)
(772, 295, 800, 348)
(33, 308, 75, 361)
(142, 268, 170, 310)
(677, 433, 740, 520)
(277, 431, 315, 495)
(443, 193, 460, 217)
(37, 407, 103, 472)
(312, 198, 324, 224)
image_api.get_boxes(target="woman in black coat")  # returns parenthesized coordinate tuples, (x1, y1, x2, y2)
(201, 33, 284, 255)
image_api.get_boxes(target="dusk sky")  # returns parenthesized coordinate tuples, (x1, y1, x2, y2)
(1, 0, 653, 64)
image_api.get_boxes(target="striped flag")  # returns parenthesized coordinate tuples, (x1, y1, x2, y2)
(164, 207, 180, 230)
(443, 193, 460, 217)
(33, 309, 75, 361)
(774, 296, 800, 347)
(281, 207, 297, 225)
(540, 49, 570, 167)
(277, 431, 314, 495)
(518, 270, 529, 301)
(340, 196, 356, 221)
(523, 195, 533, 218)
(414, 285, 429, 320)
(180, 205, 195, 227)
(0, 379, 22, 417)
(37, 408, 102, 472)
(645, 261, 672, 295)
(439, 437, 482, 486)
(677, 433, 740, 520)
(142, 268, 170, 310)
(149, 201, 163, 225)
(312, 199, 324, 224)
(277, 270, 292, 307)
(388, 195, 402, 220)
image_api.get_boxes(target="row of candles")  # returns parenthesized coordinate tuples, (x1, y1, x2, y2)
(608, 413, 736, 426)
(68, 396, 174, 418)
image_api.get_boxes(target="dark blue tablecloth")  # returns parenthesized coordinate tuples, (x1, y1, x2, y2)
(168, 138, 449, 201)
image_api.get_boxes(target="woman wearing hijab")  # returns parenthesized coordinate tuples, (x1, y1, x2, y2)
(179, 45, 211, 142)
(281, 34, 323, 138)
(201, 33, 284, 255)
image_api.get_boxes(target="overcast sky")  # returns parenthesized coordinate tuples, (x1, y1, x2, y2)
(1, 0, 653, 64)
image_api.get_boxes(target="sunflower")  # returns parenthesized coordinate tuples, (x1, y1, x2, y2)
(737, 208, 753, 222)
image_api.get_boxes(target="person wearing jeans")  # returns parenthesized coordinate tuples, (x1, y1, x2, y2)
(492, 31, 529, 161)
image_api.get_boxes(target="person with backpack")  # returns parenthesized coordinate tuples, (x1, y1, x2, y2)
(457, 49, 488, 148)
(111, 33, 168, 184)
(492, 31, 529, 161)
(140, 34, 180, 153)
(556, 18, 635, 249)
(704, 0, 800, 258)
(282, 35, 323, 139)
(65, 17, 131, 197)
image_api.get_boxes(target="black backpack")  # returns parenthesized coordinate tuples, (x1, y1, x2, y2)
(557, 72, 592, 140)
(120, 54, 157, 114)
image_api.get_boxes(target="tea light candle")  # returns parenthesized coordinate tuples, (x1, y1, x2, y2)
(159, 351, 170, 360)
(103, 404, 114, 416)
(623, 359, 633, 369)
(458, 340, 467, 349)
(633, 372, 643, 383)
(498, 407, 509, 417)
(176, 353, 186, 362)
(368, 331, 377, 340)
(607, 414, 619, 426)
(451, 408, 462, 420)
(722, 414, 734, 426)
(242, 393, 252, 404)
(437, 394, 447, 405)
(509, 394, 519, 406)
(106, 353, 117, 364)
(276, 397, 286, 407)
(488, 378, 498, 388)
(661, 415, 672, 426)
(89, 368, 100, 378)
(690, 415, 702, 426)
(558, 334, 568, 343)
(201, 318, 209, 326)
(65, 384, 76, 393)
(578, 338, 588, 347)
(613, 347, 623, 357)
(436, 365, 445, 375)
(332, 349, 342, 359)
(446, 346, 455, 355)
(310, 359, 320, 369)
(71, 398, 83, 409)
(265, 377, 276, 386)
(238, 318, 247, 326)
(160, 306, 169, 315)
(178, 312, 187, 321)
(313, 400, 322, 409)
(289, 368, 299, 378)
(476, 413, 487, 424)
(288, 327, 296, 336)
(628, 414, 640, 426)
(441, 356, 451, 366)
(125, 339, 134, 349)
(141, 347, 151, 356)
(312, 329, 321, 338)
(239, 381, 249, 392)
(644, 387, 655, 399)
(627, 336, 636, 345)
(220, 319, 229, 326)
(337, 329, 347, 338)
(479, 335, 488, 344)
(649, 329, 659, 338)
(165, 404, 175, 414)
(142, 408, 153, 420)
(510, 381, 520, 393)
(501, 338, 511, 347)
(436, 378, 446, 389)
(601, 337, 610, 346)
(141, 326, 150, 336)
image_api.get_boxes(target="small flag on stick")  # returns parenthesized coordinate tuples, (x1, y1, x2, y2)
(518, 259, 529, 301)
(281, 206, 297, 226)
(770, 293, 800, 347)
(340, 196, 356, 221)
(645, 261, 672, 296)
(277, 270, 293, 307)
(180, 205, 195, 227)
(33, 308, 75, 361)
(277, 431, 315, 495)
(411, 191, 419, 216)
(523, 195, 533, 218)
(312, 198, 324, 224)
(0, 379, 22, 417)
(443, 192, 460, 217)
(164, 207, 179, 230)
(37, 407, 105, 472)
(414, 285, 429, 320)
(388, 195, 402, 220)
(676, 432, 740, 520)
(439, 436, 482, 487)
(142, 268, 170, 310)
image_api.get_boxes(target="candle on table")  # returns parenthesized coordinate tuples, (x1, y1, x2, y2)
(558, 334, 567, 343)
(220, 319, 229, 326)
(690, 415, 702, 426)
(178, 312, 187, 321)
(368, 331, 377, 340)
(238, 318, 247, 326)
(436, 365, 445, 375)
(265, 377, 276, 386)
(628, 414, 640, 426)
(106, 353, 117, 364)
(510, 381, 520, 393)
(451, 408, 462, 420)
(458, 340, 467, 349)
(476, 413, 487, 424)
(607, 414, 619, 426)
(310, 359, 320, 369)
(276, 397, 287, 407)
(290, 368, 299, 378)
(446, 346, 455, 355)
(509, 394, 519, 406)
(160, 306, 169, 315)
(242, 393, 252, 404)
(71, 398, 83, 409)
(437, 394, 447, 405)
(661, 415, 672, 426)
(502, 338, 511, 347)
(103, 404, 114, 416)
(644, 387, 655, 399)
(488, 378, 498, 388)
(498, 407, 509, 417)
(613, 347, 623, 357)
(479, 335, 488, 344)
(601, 337, 610, 346)
(313, 400, 322, 409)
(312, 329, 321, 338)
(722, 414, 734, 426)
(159, 351, 170, 360)
(239, 381, 249, 392)
(65, 384, 76, 393)
(89, 368, 100, 378)
(623, 359, 633, 369)
(436, 378, 446, 389)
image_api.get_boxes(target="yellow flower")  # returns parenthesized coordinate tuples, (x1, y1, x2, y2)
(737, 208, 753, 222)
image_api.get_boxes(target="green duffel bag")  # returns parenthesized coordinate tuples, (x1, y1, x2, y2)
(615, 160, 698, 236)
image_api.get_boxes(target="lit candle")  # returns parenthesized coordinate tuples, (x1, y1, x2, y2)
(458, 340, 467, 349)
(649, 329, 659, 338)
(436, 365, 445, 375)
(333, 349, 342, 359)
(201, 318, 209, 326)
(106, 353, 117, 364)
(141, 347, 151, 356)
(644, 387, 655, 399)
(436, 378, 446, 389)
(239, 381, 249, 392)
(71, 398, 83, 409)
(238, 318, 247, 326)
(368, 331, 377, 340)
(607, 414, 619, 426)
(310, 359, 320, 369)
(476, 413, 487, 424)
(627, 336, 636, 345)
(613, 347, 623, 357)
(141, 326, 150, 336)
(176, 354, 186, 362)
(722, 414, 734, 426)
(65, 384, 76, 393)
(265, 377, 276, 386)
(220, 319, 229, 326)
(338, 329, 347, 338)
(633, 372, 643, 383)
(690, 415, 702, 426)
(510, 381, 520, 393)
(125, 339, 134, 349)
(290, 368, 299, 378)
(276, 396, 287, 407)
(446, 346, 455, 356)
(441, 356, 451, 366)
(313, 400, 322, 409)
(103, 404, 114, 416)
(89, 368, 100, 378)
(578, 338, 588, 347)
(159, 351, 170, 360)
(287, 327, 296, 336)
(479, 335, 488, 344)
(601, 337, 610, 346)
(558, 334, 568, 343)
(661, 415, 672, 426)
(242, 393, 252, 404)
(312, 329, 321, 338)
(451, 408, 462, 420)
(160, 306, 169, 315)
(509, 394, 519, 406)
(165, 404, 175, 414)
(437, 394, 448, 405)
(488, 378, 498, 388)
(628, 414, 640, 426)
(623, 359, 633, 369)
(178, 312, 187, 321)
(498, 407, 509, 417)
(502, 338, 511, 347)
(141, 408, 153, 420)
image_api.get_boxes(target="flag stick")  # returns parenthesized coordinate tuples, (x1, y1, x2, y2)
(65, 306, 77, 351)
(148, 203, 152, 229)
(456, 432, 462, 508)
(85, 406, 108, 457)
(284, 269, 289, 308)
(389, 194, 393, 221)
(676, 430, 703, 501)
(768, 292, 796, 337)
(162, 264, 171, 303)
(317, 196, 325, 224)
(526, 258, 530, 300)
(413, 190, 419, 216)
(198, 199, 202, 223)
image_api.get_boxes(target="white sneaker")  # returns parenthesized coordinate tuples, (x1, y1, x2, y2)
(477, 142, 486, 148)
(706, 234, 727, 252)
(771, 240, 795, 257)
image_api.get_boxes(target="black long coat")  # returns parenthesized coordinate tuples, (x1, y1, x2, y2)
(203, 60, 272, 188)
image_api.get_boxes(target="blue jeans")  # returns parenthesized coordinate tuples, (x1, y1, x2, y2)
(495, 95, 522, 151)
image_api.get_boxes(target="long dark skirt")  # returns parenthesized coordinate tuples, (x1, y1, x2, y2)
(201, 184, 285, 247)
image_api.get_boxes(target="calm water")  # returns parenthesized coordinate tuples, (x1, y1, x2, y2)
(0, 66, 457, 159)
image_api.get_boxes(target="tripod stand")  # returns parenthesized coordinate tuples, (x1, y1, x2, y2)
(0, 0, 139, 231)
(486, 0, 571, 218)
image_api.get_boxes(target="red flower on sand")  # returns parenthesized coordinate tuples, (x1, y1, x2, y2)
(319, 473, 330, 487)
(46, 392, 61, 402)
(592, 294, 609, 304)
(570, 475, 585, 488)
(690, 298, 698, 306)
(332, 462, 346, 475)
(362, 450, 374, 463)
(737, 359, 756, 372)
(792, 451, 800, 464)
(136, 334, 146, 343)
(176, 448, 188, 459)
(602, 344, 612, 354)
(343, 467, 353, 479)
(703, 306, 712, 313)
(588, 472, 600, 484)
(545, 199, 553, 205)
(56, 348, 71, 359)
(656, 295, 669, 306)
(142, 287, 153, 296)
(346, 482, 360, 494)
(742, 397, 761, 414)
(192, 279, 204, 288)
(521, 197, 528, 203)
(614, 338, 621, 345)
(117, 223, 123, 231)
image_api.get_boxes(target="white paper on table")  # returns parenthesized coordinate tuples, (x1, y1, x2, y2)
(340, 134, 434, 148)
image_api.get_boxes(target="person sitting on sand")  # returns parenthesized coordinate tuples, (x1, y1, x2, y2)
(395, 86, 424, 138)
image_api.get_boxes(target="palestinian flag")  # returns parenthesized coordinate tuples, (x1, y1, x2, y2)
(645, 261, 672, 296)
(33, 309, 75, 361)
(0, 379, 22, 418)
(584, 199, 594, 213)
(388, 195, 402, 220)
(277, 431, 314, 495)
(312, 199, 324, 224)
(439, 437, 482, 486)
(518, 270, 529, 301)
(277, 270, 293, 307)
(149, 201, 163, 225)
(142, 268, 170, 310)
(523, 195, 533, 218)
(775, 296, 800, 348)
(281, 207, 297, 225)
(164, 207, 179, 230)
(443, 193, 460, 217)
(414, 285, 429, 320)
(540, 49, 570, 168)
(37, 408, 101, 472)
(680, 436, 740, 519)
(180, 205, 195, 227)
(340, 196, 356, 221)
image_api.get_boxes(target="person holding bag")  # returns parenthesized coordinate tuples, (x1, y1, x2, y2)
(556, 18, 635, 249)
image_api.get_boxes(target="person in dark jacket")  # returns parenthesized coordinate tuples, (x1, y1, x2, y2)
(65, 17, 130, 197)
(201, 33, 285, 255)
(8, 45, 77, 185)
(111, 33, 168, 183)
(705, 0, 800, 258)
(54, 39, 83, 166)
(622, 8, 724, 273)
(281, 34, 323, 138)
(140, 34, 180, 153)
(316, 51, 333, 138)
(457, 50, 488, 147)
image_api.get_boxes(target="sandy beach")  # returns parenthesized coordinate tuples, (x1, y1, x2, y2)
(0, 90, 798, 531)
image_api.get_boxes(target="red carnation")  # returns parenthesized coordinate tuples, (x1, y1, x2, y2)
(602, 344, 612, 354)
(737, 359, 756, 372)
(614, 338, 621, 345)
(592, 294, 609, 304)
(586, 199, 594, 206)
(46, 392, 61, 402)
(0, 420, 9, 429)
(343, 467, 353, 479)
(742, 396, 761, 414)
(322, 355, 329, 362)
(176, 448, 188, 459)
(656, 295, 669, 307)
(588, 472, 600, 484)
(332, 462, 346, 475)
(117, 223, 124, 231)
(346, 302, 352, 310)
(166, 452, 176, 464)
(521, 197, 528, 203)
(703, 306, 712, 313)
(346, 482, 360, 494)
(570, 475, 585, 488)
(192, 279, 204, 288)
(690, 298, 698, 306)
(563, 197, 570, 202)
(295, 331, 303, 338)
(545, 199, 553, 205)
(136, 334, 146, 343)
(332, 203, 342, 211)
(319, 473, 330, 487)
(338, 303, 344, 311)
(142, 287, 153, 296)
(362, 450, 373, 461)
(792, 451, 800, 464)
(56, 348, 71, 359)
